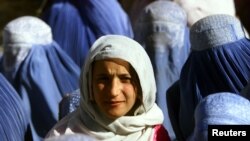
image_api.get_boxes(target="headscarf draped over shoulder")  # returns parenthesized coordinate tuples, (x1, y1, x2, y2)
(47, 35, 164, 141)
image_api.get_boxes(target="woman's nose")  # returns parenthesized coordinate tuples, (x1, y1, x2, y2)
(109, 77, 122, 97)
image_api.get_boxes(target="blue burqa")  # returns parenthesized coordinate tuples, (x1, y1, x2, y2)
(179, 14, 250, 139)
(42, 0, 134, 67)
(0, 42, 81, 139)
(0, 73, 30, 141)
(134, 1, 190, 140)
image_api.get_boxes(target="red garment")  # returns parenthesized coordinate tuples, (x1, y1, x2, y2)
(153, 125, 171, 141)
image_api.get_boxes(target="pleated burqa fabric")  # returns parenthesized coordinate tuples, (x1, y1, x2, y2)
(0, 74, 29, 141)
(188, 92, 250, 141)
(134, 1, 190, 140)
(0, 16, 81, 139)
(42, 0, 133, 67)
(179, 14, 250, 139)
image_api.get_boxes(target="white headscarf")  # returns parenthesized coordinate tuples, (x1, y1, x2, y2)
(46, 35, 164, 141)
(45, 134, 96, 141)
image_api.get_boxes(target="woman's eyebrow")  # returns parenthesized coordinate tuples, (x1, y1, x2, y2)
(95, 73, 131, 77)
(95, 73, 108, 77)
(118, 74, 131, 77)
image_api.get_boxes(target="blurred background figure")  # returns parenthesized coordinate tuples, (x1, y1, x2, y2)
(173, 0, 236, 27)
(0, 73, 34, 141)
(41, 0, 133, 68)
(118, 0, 174, 29)
(178, 14, 250, 140)
(234, 0, 250, 35)
(0, 16, 80, 140)
(134, 1, 190, 140)
(118, 0, 155, 28)
(188, 92, 250, 141)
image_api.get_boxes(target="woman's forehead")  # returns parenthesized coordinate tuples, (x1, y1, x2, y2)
(92, 59, 138, 77)
(93, 58, 130, 68)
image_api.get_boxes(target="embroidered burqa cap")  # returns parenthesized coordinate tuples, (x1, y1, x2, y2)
(135, 0, 187, 44)
(3, 16, 52, 48)
(188, 92, 250, 141)
(2, 16, 53, 71)
(190, 14, 245, 51)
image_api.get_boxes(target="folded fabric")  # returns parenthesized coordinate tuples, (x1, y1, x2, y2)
(188, 92, 250, 141)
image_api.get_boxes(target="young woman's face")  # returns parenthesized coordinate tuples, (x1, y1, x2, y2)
(92, 59, 138, 119)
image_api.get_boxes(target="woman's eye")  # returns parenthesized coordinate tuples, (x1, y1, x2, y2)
(120, 76, 131, 83)
(100, 77, 109, 80)
(96, 76, 109, 82)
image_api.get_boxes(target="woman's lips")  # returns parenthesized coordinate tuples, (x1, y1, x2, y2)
(105, 101, 124, 106)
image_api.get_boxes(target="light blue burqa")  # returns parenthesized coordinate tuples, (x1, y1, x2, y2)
(0, 16, 80, 139)
(188, 92, 250, 141)
(179, 14, 250, 139)
(134, 1, 190, 140)
(0, 74, 30, 141)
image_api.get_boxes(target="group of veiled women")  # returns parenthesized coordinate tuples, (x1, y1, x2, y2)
(1, 0, 250, 141)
